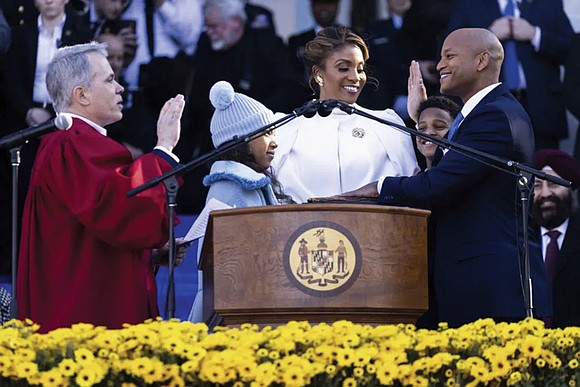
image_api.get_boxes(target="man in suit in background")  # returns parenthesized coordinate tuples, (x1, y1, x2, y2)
(446, 0, 574, 150)
(337, 28, 552, 327)
(0, 0, 92, 281)
(563, 33, 580, 162)
(287, 0, 341, 102)
(179, 0, 301, 213)
(359, 0, 412, 117)
(533, 149, 580, 327)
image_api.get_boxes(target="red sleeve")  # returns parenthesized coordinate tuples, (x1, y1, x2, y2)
(36, 121, 180, 249)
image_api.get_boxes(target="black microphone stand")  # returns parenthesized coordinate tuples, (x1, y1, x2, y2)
(9, 147, 20, 319)
(127, 99, 321, 319)
(0, 115, 72, 320)
(329, 99, 570, 319)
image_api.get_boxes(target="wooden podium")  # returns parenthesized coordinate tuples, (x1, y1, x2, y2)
(199, 203, 430, 327)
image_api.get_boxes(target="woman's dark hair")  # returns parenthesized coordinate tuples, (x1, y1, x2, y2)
(303, 26, 376, 95)
(417, 96, 461, 121)
(218, 143, 294, 203)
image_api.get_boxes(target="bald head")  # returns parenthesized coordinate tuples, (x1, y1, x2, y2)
(438, 28, 504, 102)
(452, 28, 503, 70)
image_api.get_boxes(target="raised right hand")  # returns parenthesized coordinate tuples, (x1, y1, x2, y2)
(155, 94, 185, 151)
(407, 60, 428, 123)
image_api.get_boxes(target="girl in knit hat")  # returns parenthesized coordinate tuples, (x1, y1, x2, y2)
(202, 80, 290, 207)
(188, 80, 289, 323)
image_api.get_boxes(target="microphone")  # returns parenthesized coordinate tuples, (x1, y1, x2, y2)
(293, 99, 321, 118)
(334, 100, 356, 115)
(0, 114, 73, 149)
(318, 99, 339, 117)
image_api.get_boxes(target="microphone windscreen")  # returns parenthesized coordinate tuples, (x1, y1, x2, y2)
(303, 110, 317, 118)
(318, 100, 337, 117)
(55, 114, 73, 130)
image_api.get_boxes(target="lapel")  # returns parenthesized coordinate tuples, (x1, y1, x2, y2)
(485, 0, 502, 19)
(518, 0, 532, 20)
(61, 15, 75, 46)
(459, 84, 511, 134)
(556, 215, 580, 275)
(431, 84, 511, 167)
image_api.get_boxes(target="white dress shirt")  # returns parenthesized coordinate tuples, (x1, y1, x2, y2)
(33, 14, 66, 105)
(540, 219, 569, 262)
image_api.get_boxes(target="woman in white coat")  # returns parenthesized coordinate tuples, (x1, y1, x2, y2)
(272, 26, 419, 203)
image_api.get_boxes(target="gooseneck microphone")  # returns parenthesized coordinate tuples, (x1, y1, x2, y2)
(0, 114, 73, 149)
(297, 99, 341, 118)
(294, 99, 321, 118)
(318, 99, 340, 117)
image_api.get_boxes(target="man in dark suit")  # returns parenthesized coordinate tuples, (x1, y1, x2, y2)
(446, 0, 574, 150)
(338, 28, 552, 327)
(287, 0, 341, 103)
(533, 149, 580, 328)
(3, 2, 92, 135)
(0, 0, 92, 278)
(359, 0, 412, 115)
(563, 33, 580, 162)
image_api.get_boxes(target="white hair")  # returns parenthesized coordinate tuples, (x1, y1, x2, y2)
(46, 42, 108, 112)
(203, 0, 247, 23)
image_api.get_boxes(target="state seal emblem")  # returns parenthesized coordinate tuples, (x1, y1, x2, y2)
(283, 221, 361, 297)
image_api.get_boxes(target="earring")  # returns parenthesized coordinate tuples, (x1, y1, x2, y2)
(316, 76, 324, 87)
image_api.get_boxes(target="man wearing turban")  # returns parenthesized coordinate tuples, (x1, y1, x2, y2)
(533, 149, 580, 327)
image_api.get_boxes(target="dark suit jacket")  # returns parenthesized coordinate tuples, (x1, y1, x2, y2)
(0, 13, 91, 218)
(287, 28, 316, 81)
(187, 29, 302, 153)
(0, 0, 37, 27)
(446, 0, 574, 141)
(359, 18, 410, 110)
(3, 13, 92, 133)
(563, 34, 580, 159)
(548, 216, 580, 327)
(379, 84, 552, 327)
(287, 28, 318, 104)
(178, 29, 303, 213)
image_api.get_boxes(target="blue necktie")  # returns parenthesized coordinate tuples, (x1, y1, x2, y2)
(447, 112, 464, 140)
(503, 0, 519, 90)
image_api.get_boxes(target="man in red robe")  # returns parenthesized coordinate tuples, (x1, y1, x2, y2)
(16, 42, 185, 333)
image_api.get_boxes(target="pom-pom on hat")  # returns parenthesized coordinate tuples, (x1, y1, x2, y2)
(535, 149, 580, 190)
(209, 81, 274, 147)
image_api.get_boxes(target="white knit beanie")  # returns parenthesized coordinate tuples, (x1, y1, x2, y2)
(209, 81, 274, 147)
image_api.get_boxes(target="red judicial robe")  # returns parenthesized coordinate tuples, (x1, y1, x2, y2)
(17, 118, 177, 333)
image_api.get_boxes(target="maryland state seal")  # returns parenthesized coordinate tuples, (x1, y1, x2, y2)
(283, 221, 361, 297)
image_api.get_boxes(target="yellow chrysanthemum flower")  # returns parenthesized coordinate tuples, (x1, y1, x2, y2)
(74, 348, 95, 363)
(75, 367, 98, 387)
(38, 368, 66, 386)
(14, 360, 37, 379)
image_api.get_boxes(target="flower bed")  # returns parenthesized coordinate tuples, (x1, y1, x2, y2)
(0, 318, 578, 386)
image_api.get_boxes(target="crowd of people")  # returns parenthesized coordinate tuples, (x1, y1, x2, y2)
(0, 0, 578, 330)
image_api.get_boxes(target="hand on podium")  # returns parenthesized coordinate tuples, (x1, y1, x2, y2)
(307, 181, 379, 203)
